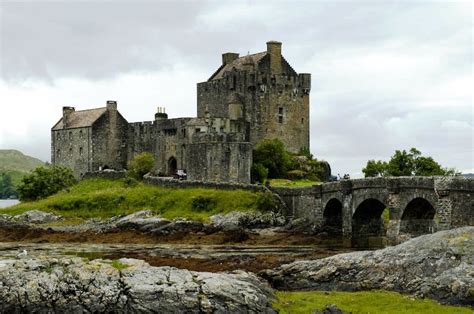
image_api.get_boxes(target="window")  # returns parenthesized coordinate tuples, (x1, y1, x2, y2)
(69, 131, 72, 140)
(301, 118, 304, 125)
(69, 148, 73, 155)
(278, 107, 284, 123)
(79, 147, 83, 156)
(56, 149, 61, 158)
(79, 130, 83, 139)
(195, 128, 201, 133)
(56, 132, 60, 140)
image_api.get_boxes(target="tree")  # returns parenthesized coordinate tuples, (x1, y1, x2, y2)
(0, 172, 15, 198)
(127, 152, 155, 180)
(17, 166, 77, 201)
(253, 139, 291, 179)
(362, 160, 388, 177)
(251, 163, 269, 184)
(362, 148, 458, 178)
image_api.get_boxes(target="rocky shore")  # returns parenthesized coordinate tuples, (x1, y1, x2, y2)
(0, 256, 275, 313)
(262, 227, 474, 307)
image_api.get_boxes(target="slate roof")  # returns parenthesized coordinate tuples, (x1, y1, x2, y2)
(52, 107, 107, 130)
(208, 52, 267, 81)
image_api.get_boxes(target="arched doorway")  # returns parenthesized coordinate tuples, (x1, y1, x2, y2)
(400, 197, 435, 237)
(352, 198, 387, 238)
(323, 199, 343, 235)
(168, 157, 177, 176)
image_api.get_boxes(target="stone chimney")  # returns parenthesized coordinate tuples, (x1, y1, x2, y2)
(266, 41, 282, 74)
(106, 100, 117, 111)
(155, 107, 168, 120)
(62, 106, 75, 128)
(222, 52, 239, 65)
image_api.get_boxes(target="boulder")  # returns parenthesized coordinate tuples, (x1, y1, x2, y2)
(13, 210, 62, 224)
(0, 257, 275, 313)
(262, 227, 474, 307)
(211, 211, 286, 230)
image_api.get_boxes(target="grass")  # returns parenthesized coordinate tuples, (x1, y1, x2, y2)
(2, 178, 273, 223)
(110, 259, 130, 271)
(268, 179, 320, 188)
(273, 290, 472, 314)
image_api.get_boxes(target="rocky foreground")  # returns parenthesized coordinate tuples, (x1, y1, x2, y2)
(0, 257, 275, 313)
(262, 227, 474, 307)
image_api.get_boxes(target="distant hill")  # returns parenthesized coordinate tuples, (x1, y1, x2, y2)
(0, 150, 45, 187)
(462, 173, 474, 178)
(0, 150, 45, 172)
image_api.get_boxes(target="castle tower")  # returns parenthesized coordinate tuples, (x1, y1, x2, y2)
(196, 41, 310, 153)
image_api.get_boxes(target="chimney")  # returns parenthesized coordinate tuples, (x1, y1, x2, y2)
(155, 106, 168, 120)
(266, 41, 282, 74)
(222, 52, 239, 65)
(106, 100, 117, 111)
(62, 106, 75, 128)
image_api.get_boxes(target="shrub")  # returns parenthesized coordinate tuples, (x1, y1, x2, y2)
(256, 192, 279, 212)
(191, 196, 215, 212)
(17, 166, 77, 201)
(127, 152, 155, 180)
(253, 139, 291, 179)
(287, 170, 307, 180)
(251, 163, 269, 184)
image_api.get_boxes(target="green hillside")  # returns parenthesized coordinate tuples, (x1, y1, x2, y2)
(0, 149, 45, 173)
(0, 150, 45, 197)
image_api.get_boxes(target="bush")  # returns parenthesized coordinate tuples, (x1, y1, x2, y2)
(287, 170, 307, 180)
(251, 163, 269, 184)
(191, 195, 215, 212)
(17, 166, 77, 201)
(127, 152, 155, 180)
(253, 139, 291, 179)
(256, 192, 279, 212)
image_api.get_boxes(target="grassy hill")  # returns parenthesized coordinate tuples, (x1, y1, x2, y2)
(0, 150, 45, 186)
(2, 178, 275, 222)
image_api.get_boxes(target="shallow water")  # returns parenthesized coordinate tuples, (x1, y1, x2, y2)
(0, 199, 19, 209)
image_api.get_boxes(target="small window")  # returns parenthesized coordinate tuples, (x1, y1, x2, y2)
(79, 130, 83, 139)
(69, 148, 73, 155)
(301, 118, 304, 125)
(278, 116, 283, 124)
(69, 131, 72, 140)
(182, 129, 186, 137)
(56, 149, 61, 158)
(56, 132, 60, 140)
(278, 107, 283, 114)
(195, 128, 201, 133)
(79, 147, 83, 156)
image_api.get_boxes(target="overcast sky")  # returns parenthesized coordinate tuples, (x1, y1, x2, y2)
(0, 0, 472, 176)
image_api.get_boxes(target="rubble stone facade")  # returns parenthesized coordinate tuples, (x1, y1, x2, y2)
(51, 41, 311, 183)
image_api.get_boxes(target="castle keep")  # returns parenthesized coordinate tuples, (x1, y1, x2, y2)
(51, 41, 311, 183)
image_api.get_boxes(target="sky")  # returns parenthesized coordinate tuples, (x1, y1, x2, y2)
(0, 0, 472, 177)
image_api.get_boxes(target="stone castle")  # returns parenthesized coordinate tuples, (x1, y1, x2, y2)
(51, 41, 311, 183)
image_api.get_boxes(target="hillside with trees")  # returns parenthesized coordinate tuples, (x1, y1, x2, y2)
(0, 150, 45, 198)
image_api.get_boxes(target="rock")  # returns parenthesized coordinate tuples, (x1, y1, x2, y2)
(262, 227, 474, 307)
(313, 304, 345, 314)
(149, 219, 204, 235)
(13, 210, 62, 224)
(0, 257, 275, 313)
(211, 211, 286, 230)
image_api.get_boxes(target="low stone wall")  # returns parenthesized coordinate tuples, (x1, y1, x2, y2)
(82, 170, 127, 180)
(143, 174, 267, 193)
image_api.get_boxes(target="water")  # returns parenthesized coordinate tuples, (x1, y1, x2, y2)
(0, 199, 20, 209)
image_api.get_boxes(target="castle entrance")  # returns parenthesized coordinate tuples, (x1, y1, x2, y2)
(168, 157, 177, 176)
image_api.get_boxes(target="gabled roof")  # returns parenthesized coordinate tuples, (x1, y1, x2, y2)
(208, 52, 267, 81)
(52, 107, 107, 130)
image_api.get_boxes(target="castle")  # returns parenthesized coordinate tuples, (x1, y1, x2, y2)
(51, 41, 311, 183)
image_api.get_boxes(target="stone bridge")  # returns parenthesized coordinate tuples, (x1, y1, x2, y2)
(270, 176, 473, 243)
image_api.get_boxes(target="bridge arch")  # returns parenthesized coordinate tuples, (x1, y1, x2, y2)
(322, 198, 343, 235)
(352, 198, 387, 237)
(399, 197, 435, 237)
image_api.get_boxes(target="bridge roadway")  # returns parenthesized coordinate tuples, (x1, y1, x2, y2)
(270, 176, 473, 242)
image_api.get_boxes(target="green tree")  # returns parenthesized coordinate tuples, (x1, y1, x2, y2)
(17, 166, 77, 201)
(362, 148, 458, 177)
(127, 152, 155, 180)
(253, 139, 291, 179)
(0, 172, 16, 198)
(362, 160, 388, 177)
(251, 163, 269, 184)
